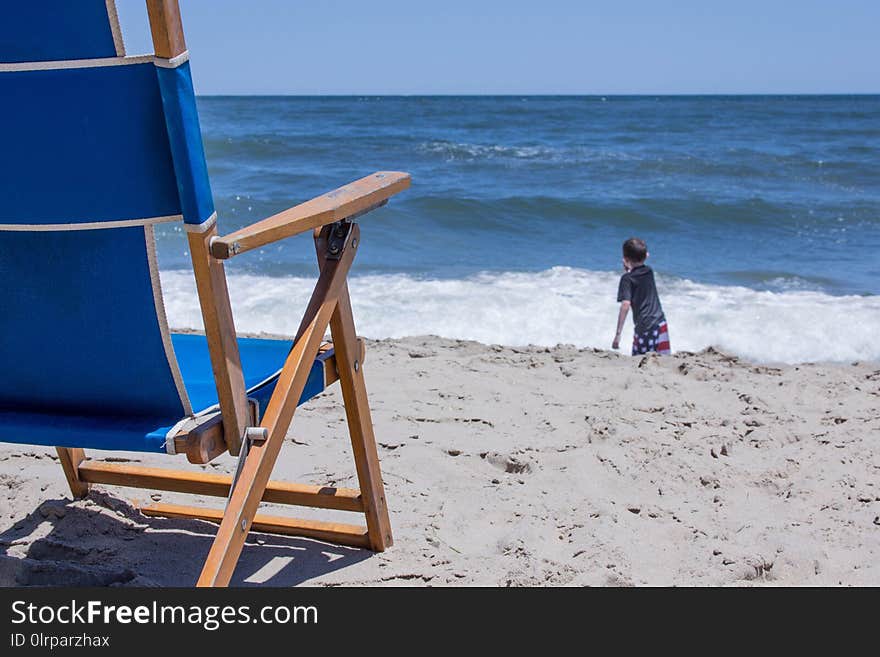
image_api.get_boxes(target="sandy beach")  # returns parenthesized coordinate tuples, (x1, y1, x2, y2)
(1, 336, 878, 587)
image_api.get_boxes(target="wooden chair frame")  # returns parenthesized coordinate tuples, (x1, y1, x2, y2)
(52, 0, 411, 587)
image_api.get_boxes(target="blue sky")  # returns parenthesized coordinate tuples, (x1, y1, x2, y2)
(118, 0, 879, 94)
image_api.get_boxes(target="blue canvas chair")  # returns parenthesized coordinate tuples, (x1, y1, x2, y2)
(0, 0, 409, 586)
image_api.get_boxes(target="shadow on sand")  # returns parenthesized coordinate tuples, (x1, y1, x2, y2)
(0, 492, 371, 587)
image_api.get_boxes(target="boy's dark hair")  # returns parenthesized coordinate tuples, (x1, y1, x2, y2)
(622, 237, 647, 263)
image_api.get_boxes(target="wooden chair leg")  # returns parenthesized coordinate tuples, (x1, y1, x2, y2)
(330, 285, 394, 551)
(55, 447, 89, 499)
(196, 225, 356, 587)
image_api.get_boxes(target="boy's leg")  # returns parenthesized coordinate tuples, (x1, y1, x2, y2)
(632, 331, 644, 356)
(636, 322, 671, 356)
(646, 327, 658, 353)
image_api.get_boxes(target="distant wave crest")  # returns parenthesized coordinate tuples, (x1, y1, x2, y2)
(418, 140, 559, 161)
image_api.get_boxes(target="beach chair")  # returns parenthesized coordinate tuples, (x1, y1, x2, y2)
(0, 0, 409, 587)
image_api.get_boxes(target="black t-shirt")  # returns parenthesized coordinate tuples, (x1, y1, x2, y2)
(617, 265, 665, 335)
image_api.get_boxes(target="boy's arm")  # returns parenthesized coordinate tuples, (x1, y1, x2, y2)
(612, 301, 630, 349)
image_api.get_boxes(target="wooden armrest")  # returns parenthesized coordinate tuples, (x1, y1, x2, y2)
(210, 171, 411, 259)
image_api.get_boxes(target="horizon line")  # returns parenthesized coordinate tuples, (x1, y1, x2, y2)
(194, 92, 880, 98)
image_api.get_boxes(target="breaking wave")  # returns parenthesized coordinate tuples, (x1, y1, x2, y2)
(160, 267, 880, 364)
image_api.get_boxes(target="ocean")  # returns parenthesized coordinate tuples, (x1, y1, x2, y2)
(155, 95, 880, 364)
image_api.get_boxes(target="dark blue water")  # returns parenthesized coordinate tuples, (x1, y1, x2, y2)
(156, 95, 880, 295)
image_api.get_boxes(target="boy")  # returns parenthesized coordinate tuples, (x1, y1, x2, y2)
(612, 237, 671, 355)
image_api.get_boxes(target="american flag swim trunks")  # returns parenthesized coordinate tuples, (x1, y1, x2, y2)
(632, 320, 671, 356)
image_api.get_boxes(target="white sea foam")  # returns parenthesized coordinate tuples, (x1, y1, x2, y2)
(160, 267, 880, 365)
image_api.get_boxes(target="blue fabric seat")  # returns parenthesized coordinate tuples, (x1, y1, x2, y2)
(0, 334, 328, 454)
(172, 333, 328, 428)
